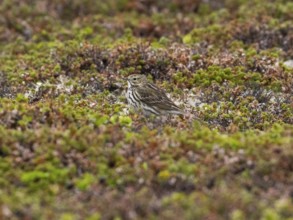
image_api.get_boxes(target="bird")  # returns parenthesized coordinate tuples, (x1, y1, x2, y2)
(126, 74, 183, 116)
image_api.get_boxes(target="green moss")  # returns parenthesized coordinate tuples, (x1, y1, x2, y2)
(183, 24, 231, 45)
(231, 209, 246, 220)
(261, 208, 281, 220)
(75, 173, 95, 190)
(20, 167, 70, 190)
(158, 170, 171, 181)
(0, 0, 292, 219)
(60, 213, 76, 220)
(86, 213, 101, 220)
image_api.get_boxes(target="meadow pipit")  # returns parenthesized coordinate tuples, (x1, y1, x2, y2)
(126, 74, 183, 116)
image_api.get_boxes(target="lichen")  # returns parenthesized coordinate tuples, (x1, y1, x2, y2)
(0, 0, 292, 219)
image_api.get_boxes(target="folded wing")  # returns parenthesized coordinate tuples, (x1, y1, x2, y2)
(135, 83, 183, 115)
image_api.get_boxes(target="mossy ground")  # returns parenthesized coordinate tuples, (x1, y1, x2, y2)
(0, 0, 293, 219)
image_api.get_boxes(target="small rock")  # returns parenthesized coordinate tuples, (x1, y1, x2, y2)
(283, 60, 293, 69)
(2, 205, 12, 217)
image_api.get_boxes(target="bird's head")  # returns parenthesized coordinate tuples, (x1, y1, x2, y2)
(127, 74, 147, 87)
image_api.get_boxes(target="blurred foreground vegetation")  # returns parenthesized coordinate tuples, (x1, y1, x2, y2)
(0, 0, 293, 219)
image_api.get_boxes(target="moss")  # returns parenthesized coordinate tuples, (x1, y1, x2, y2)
(0, 0, 293, 219)
(75, 173, 96, 190)
(86, 213, 102, 220)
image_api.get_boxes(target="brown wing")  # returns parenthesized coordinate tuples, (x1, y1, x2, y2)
(135, 83, 183, 113)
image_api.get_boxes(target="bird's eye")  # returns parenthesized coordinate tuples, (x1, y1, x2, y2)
(133, 78, 137, 80)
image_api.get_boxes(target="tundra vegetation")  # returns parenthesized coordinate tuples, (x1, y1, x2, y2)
(0, 0, 292, 219)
